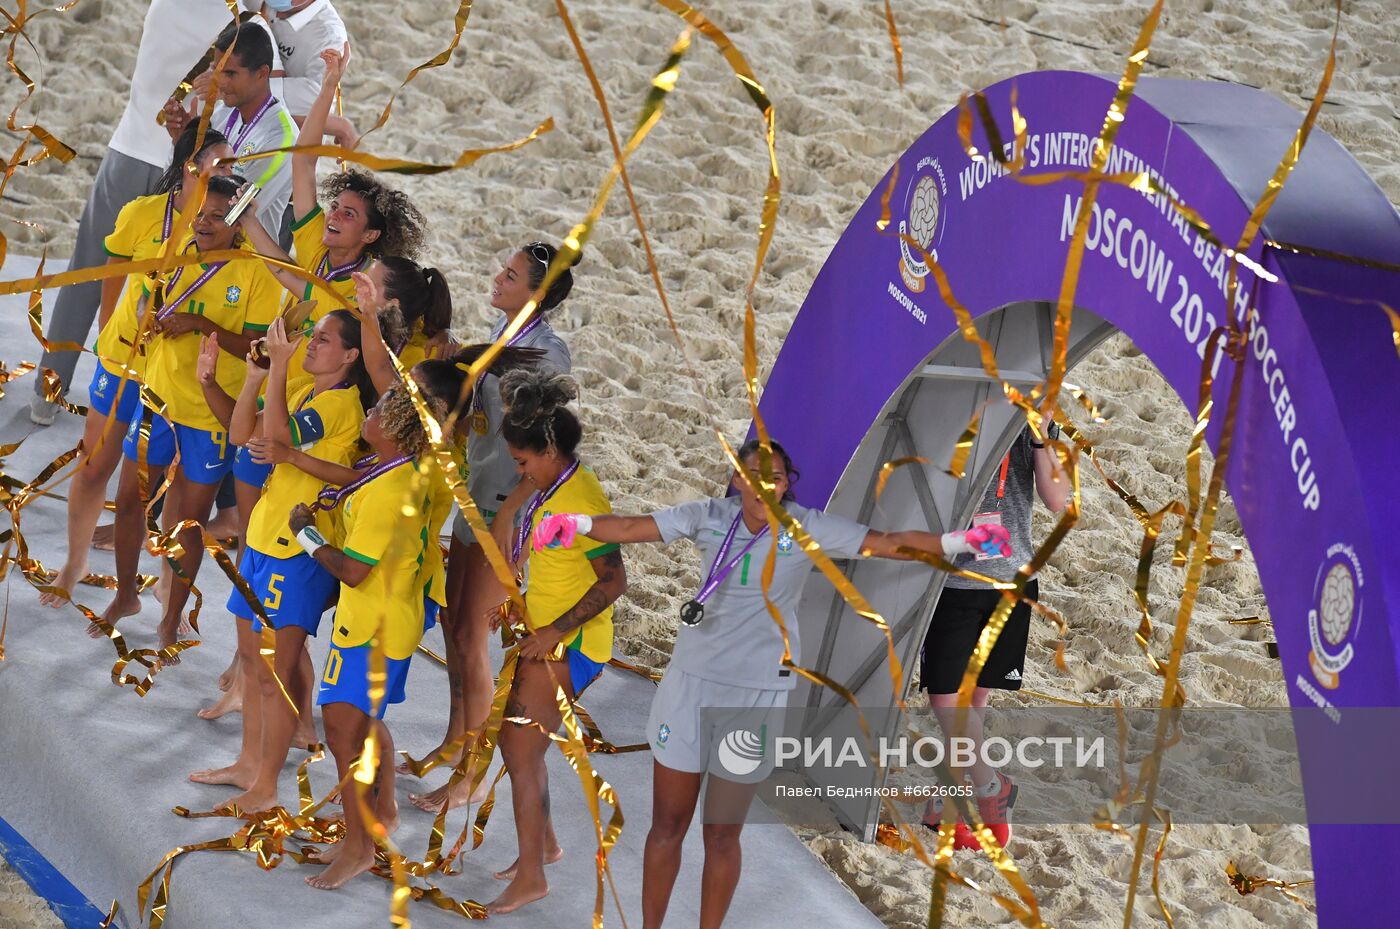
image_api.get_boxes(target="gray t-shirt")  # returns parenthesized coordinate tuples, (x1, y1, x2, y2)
(465, 316, 571, 516)
(945, 427, 1042, 588)
(653, 497, 870, 690)
(212, 97, 296, 234)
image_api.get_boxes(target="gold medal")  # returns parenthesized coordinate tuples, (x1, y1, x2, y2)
(470, 410, 489, 435)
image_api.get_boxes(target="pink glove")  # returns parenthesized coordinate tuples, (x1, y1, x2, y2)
(533, 513, 591, 551)
(965, 523, 1012, 558)
(941, 524, 1012, 558)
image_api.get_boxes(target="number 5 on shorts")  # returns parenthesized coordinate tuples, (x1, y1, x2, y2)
(264, 573, 285, 611)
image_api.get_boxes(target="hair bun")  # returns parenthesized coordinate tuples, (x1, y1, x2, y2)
(499, 369, 577, 429)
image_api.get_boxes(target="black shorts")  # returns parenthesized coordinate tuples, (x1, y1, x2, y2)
(920, 579, 1037, 693)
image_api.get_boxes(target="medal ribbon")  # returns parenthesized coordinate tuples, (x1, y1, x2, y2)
(694, 509, 769, 606)
(512, 458, 579, 562)
(315, 454, 411, 511)
(161, 190, 177, 243)
(317, 251, 368, 281)
(471, 314, 544, 417)
(155, 248, 228, 321)
(223, 94, 278, 152)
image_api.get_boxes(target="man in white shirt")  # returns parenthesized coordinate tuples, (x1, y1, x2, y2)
(262, 0, 353, 144)
(165, 22, 297, 238)
(31, 0, 258, 424)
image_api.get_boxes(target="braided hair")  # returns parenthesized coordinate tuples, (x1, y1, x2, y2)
(499, 368, 581, 456)
(376, 381, 446, 458)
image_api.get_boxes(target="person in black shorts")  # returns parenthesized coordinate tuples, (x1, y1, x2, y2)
(920, 421, 1067, 849)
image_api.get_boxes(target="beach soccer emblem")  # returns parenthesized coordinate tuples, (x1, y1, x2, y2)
(1307, 543, 1364, 690)
(897, 157, 948, 293)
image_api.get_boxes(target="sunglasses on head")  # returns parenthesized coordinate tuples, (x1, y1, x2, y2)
(524, 242, 551, 267)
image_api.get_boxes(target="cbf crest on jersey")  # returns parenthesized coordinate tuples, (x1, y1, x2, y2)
(226, 285, 242, 304)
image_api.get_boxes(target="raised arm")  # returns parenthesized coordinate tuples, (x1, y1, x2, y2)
(292, 45, 348, 221)
(260, 318, 300, 446)
(351, 271, 402, 395)
(196, 335, 237, 430)
(860, 525, 1012, 562)
(229, 348, 269, 446)
(238, 203, 305, 297)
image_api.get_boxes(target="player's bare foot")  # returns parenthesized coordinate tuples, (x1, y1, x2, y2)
(494, 847, 562, 881)
(487, 875, 549, 914)
(189, 763, 255, 788)
(197, 686, 242, 720)
(294, 721, 320, 751)
(396, 742, 461, 777)
(91, 593, 141, 638)
(39, 562, 85, 608)
(91, 523, 115, 551)
(408, 774, 488, 813)
(305, 842, 375, 890)
(307, 840, 342, 865)
(218, 657, 239, 692)
(226, 786, 280, 814)
(205, 508, 239, 543)
(156, 622, 185, 666)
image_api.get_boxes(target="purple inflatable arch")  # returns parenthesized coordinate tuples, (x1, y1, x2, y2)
(756, 70, 1399, 924)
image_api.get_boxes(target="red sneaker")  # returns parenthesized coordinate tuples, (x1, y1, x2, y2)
(960, 773, 1017, 850)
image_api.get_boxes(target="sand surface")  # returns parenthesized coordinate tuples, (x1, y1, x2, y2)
(4, 0, 1398, 926)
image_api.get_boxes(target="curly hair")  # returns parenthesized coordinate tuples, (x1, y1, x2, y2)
(499, 368, 581, 455)
(320, 169, 427, 259)
(377, 382, 447, 458)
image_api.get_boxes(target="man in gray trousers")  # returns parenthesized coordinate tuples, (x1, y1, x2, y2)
(31, 0, 263, 425)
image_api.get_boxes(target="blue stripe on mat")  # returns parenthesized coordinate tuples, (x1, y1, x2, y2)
(0, 814, 107, 929)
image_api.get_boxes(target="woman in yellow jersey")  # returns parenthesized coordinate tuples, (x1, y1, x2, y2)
(233, 46, 425, 526)
(39, 125, 234, 609)
(186, 310, 374, 812)
(286, 383, 442, 890)
(352, 258, 457, 378)
(481, 369, 627, 915)
(99, 176, 280, 658)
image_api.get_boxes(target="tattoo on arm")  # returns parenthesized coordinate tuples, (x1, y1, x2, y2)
(549, 550, 624, 635)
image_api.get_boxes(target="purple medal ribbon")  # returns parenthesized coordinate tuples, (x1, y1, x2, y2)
(315, 453, 411, 511)
(471, 314, 544, 417)
(679, 510, 769, 626)
(162, 190, 177, 242)
(156, 247, 227, 321)
(223, 95, 278, 152)
(317, 251, 367, 281)
(512, 458, 579, 563)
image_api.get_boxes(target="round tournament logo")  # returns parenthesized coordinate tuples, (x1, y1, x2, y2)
(1307, 543, 1364, 689)
(897, 157, 948, 293)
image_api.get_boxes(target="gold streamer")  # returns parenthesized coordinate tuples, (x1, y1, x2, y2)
(1225, 861, 1315, 907)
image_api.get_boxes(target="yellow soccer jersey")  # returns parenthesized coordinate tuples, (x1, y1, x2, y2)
(246, 383, 366, 558)
(333, 461, 431, 660)
(413, 450, 464, 609)
(522, 465, 617, 663)
(397, 322, 453, 371)
(96, 192, 180, 376)
(144, 242, 280, 430)
(287, 206, 366, 380)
